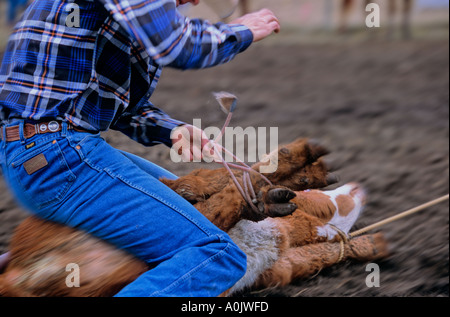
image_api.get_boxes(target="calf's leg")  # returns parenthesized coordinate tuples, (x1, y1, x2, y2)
(253, 233, 389, 290)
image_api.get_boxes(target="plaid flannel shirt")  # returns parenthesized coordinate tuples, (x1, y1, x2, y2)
(0, 0, 253, 146)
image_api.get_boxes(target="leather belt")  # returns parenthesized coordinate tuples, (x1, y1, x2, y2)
(0, 121, 93, 142)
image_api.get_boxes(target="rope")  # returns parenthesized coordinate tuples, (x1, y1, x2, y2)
(328, 224, 349, 262)
(206, 98, 273, 214)
(210, 140, 270, 215)
(349, 194, 449, 238)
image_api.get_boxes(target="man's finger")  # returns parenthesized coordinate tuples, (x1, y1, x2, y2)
(269, 21, 281, 33)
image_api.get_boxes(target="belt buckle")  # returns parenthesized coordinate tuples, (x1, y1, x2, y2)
(48, 121, 60, 132)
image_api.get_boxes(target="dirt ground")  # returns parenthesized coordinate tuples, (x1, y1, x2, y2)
(0, 21, 449, 296)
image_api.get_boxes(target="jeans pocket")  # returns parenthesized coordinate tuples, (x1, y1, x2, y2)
(10, 139, 76, 209)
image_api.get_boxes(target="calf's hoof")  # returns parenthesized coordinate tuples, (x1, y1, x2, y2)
(255, 187, 298, 218)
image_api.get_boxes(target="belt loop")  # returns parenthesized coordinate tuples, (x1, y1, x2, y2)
(61, 121, 68, 137)
(1, 125, 6, 149)
(19, 121, 26, 144)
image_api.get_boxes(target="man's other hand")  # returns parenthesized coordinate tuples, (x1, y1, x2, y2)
(230, 9, 281, 42)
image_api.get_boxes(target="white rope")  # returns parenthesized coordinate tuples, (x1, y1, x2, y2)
(349, 194, 449, 238)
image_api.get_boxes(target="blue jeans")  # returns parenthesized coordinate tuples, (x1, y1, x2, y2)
(0, 121, 246, 297)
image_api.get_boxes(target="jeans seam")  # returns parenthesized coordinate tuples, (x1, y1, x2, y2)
(104, 168, 214, 237)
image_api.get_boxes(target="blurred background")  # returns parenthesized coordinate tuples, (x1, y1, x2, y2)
(0, 0, 449, 296)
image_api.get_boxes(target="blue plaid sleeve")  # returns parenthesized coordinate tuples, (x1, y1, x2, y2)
(99, 0, 254, 69)
(112, 100, 186, 147)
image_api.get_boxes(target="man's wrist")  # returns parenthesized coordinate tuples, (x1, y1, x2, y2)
(228, 23, 254, 52)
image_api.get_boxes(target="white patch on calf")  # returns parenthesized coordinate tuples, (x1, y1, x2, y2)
(317, 184, 365, 240)
(316, 225, 340, 240)
(227, 219, 281, 295)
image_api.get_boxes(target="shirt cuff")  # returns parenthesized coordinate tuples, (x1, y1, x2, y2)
(156, 117, 186, 147)
(228, 24, 254, 53)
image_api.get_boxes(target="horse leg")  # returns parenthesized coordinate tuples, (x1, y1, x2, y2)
(402, 0, 413, 39)
(338, 0, 355, 33)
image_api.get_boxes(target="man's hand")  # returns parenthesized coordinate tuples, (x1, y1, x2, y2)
(171, 124, 220, 162)
(230, 9, 281, 42)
